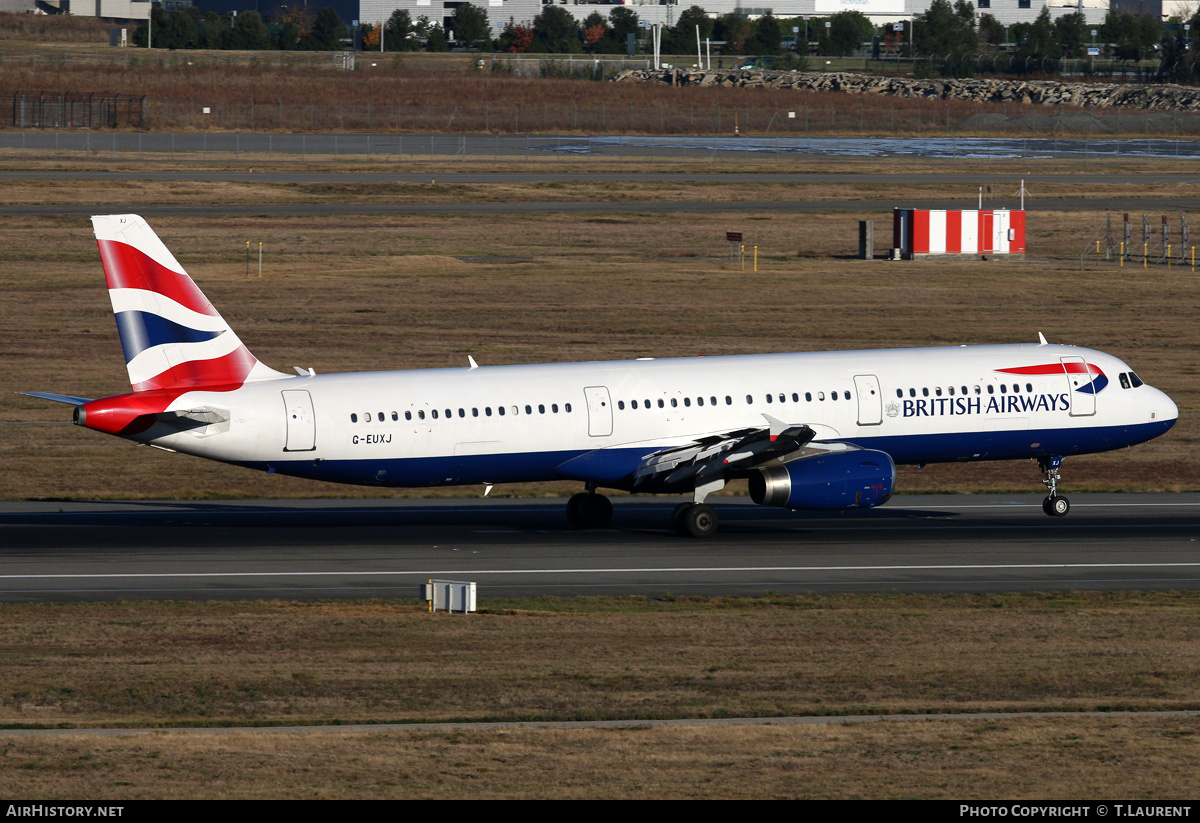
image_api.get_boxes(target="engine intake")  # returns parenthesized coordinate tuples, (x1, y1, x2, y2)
(748, 450, 895, 510)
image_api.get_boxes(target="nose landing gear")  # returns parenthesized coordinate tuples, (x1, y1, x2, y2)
(1039, 455, 1069, 517)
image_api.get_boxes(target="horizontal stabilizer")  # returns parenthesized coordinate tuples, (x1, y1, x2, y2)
(20, 392, 94, 406)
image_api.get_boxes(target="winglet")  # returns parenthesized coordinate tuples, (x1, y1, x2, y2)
(762, 413, 788, 440)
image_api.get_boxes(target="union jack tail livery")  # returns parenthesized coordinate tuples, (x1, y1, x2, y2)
(92, 214, 287, 392)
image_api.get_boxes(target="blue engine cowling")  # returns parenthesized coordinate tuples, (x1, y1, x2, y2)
(747, 450, 896, 510)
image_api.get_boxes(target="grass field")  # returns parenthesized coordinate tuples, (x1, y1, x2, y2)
(0, 593, 1198, 798)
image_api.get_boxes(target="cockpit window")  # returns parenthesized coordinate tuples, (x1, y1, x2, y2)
(1129, 372, 1144, 388)
(1119, 373, 1131, 389)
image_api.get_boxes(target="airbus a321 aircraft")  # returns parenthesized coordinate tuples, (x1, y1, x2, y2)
(24, 215, 1179, 538)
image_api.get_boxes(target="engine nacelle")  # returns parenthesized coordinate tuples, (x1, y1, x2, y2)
(748, 450, 896, 511)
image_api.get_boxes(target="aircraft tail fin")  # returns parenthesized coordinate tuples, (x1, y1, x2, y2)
(91, 214, 288, 393)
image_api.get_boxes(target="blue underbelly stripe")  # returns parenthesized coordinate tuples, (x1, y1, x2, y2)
(238, 418, 1176, 489)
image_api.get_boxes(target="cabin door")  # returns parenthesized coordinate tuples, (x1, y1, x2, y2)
(282, 390, 317, 451)
(853, 374, 883, 426)
(584, 386, 613, 437)
(1061, 357, 1096, 417)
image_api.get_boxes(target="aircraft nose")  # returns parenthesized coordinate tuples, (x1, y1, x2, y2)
(1153, 388, 1178, 424)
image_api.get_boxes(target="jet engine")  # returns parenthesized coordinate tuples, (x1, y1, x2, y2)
(748, 450, 895, 510)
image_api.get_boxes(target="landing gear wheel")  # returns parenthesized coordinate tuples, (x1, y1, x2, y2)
(587, 493, 614, 528)
(682, 504, 719, 539)
(566, 492, 588, 529)
(566, 492, 612, 529)
(1037, 456, 1069, 518)
(1043, 495, 1070, 517)
(671, 503, 692, 536)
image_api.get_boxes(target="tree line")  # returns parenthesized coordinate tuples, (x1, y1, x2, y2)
(134, 1, 1200, 83)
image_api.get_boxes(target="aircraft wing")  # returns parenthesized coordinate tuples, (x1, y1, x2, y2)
(632, 415, 817, 490)
(557, 414, 826, 490)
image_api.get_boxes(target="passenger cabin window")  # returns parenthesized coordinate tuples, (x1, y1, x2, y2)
(565, 403, 572, 413)
(350, 413, 358, 422)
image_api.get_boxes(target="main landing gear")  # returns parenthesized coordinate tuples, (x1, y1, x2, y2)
(566, 478, 726, 538)
(566, 489, 613, 529)
(671, 478, 725, 539)
(1039, 455, 1070, 517)
(671, 502, 718, 538)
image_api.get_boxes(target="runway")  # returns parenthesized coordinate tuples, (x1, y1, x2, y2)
(1, 493, 1197, 602)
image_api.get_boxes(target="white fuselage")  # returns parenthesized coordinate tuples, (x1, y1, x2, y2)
(137, 342, 1177, 490)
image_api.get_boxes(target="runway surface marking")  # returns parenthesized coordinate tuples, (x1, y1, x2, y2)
(6, 561, 1200, 581)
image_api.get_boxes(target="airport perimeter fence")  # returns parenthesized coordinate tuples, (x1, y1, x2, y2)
(18, 97, 1200, 139)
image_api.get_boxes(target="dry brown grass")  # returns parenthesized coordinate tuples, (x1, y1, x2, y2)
(2, 177, 1198, 207)
(1, 594, 1198, 728)
(0, 593, 1198, 797)
(1, 716, 1197, 799)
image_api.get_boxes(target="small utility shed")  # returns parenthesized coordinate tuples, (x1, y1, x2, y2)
(894, 208, 1026, 259)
